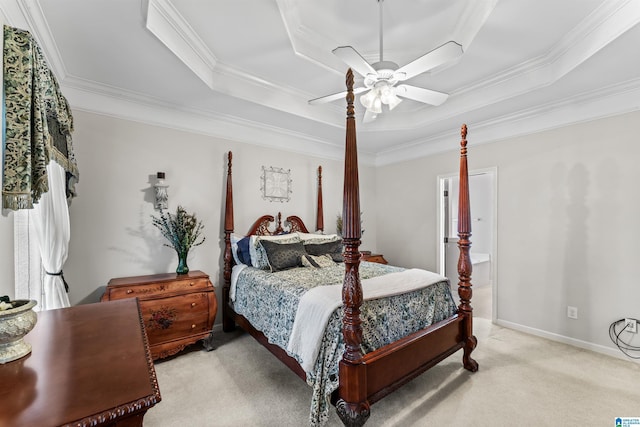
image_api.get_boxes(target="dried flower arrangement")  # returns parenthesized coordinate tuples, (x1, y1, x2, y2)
(151, 206, 205, 274)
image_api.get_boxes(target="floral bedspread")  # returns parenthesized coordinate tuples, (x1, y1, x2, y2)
(231, 261, 457, 426)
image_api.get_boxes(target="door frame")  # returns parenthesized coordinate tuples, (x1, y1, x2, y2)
(436, 166, 498, 321)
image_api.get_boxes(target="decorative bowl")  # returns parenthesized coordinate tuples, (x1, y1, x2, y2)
(0, 300, 37, 364)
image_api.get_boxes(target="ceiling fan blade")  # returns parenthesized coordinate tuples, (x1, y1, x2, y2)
(308, 87, 368, 105)
(332, 46, 377, 78)
(393, 41, 463, 81)
(395, 84, 449, 106)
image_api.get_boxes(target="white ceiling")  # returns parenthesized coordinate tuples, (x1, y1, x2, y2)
(2, 0, 639, 165)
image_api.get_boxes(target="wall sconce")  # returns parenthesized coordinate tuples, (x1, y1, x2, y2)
(154, 172, 169, 210)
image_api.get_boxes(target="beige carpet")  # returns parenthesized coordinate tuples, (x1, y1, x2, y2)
(145, 317, 640, 427)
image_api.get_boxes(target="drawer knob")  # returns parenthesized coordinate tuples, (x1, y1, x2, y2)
(189, 282, 194, 286)
(191, 324, 196, 329)
(191, 302, 196, 307)
(126, 289, 133, 294)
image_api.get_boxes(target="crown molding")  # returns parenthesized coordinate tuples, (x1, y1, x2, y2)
(5, 0, 639, 168)
(277, 0, 495, 72)
(15, 0, 67, 79)
(16, 0, 638, 137)
(60, 76, 376, 165)
(374, 78, 640, 166)
(146, 0, 217, 87)
(145, 0, 343, 128)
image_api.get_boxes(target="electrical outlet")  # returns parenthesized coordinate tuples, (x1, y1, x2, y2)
(567, 306, 578, 319)
(625, 318, 637, 334)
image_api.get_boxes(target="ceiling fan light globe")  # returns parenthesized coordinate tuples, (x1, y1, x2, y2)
(371, 96, 383, 114)
(363, 109, 377, 123)
(387, 94, 403, 110)
(360, 90, 375, 110)
(379, 85, 393, 104)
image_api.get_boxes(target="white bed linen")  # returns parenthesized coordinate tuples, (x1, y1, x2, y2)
(287, 268, 447, 373)
(230, 263, 248, 302)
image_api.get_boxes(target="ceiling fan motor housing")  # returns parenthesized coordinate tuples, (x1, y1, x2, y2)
(364, 61, 399, 87)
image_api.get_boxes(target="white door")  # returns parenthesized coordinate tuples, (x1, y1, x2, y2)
(438, 169, 497, 319)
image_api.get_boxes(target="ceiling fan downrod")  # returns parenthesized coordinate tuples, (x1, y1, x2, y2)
(378, 0, 384, 62)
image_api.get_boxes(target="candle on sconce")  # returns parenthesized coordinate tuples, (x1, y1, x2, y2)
(154, 172, 169, 210)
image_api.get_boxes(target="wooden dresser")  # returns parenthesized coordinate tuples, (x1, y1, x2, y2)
(102, 270, 217, 360)
(0, 299, 160, 427)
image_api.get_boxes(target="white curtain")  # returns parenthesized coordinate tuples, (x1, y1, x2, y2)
(15, 160, 70, 310)
(14, 210, 44, 307)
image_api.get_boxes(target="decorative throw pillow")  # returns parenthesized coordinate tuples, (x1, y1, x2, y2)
(250, 234, 301, 269)
(230, 234, 243, 265)
(304, 240, 343, 263)
(236, 236, 251, 265)
(230, 234, 252, 265)
(301, 254, 336, 268)
(260, 240, 307, 272)
(301, 254, 320, 268)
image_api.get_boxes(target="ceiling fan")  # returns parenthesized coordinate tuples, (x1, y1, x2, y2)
(309, 0, 463, 123)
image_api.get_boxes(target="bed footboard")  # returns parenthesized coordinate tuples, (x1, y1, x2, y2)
(362, 315, 464, 403)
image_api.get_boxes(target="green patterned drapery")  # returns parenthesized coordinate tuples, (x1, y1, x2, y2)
(2, 25, 78, 210)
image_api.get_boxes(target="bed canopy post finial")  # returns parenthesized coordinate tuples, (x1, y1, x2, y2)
(336, 68, 370, 427)
(317, 166, 324, 233)
(223, 151, 235, 332)
(457, 125, 478, 372)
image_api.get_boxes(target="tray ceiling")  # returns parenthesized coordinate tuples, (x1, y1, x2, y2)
(2, 0, 639, 165)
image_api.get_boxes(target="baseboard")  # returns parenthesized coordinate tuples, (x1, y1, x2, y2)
(494, 319, 640, 364)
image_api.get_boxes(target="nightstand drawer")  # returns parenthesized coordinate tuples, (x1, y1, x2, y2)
(105, 277, 210, 300)
(142, 292, 214, 344)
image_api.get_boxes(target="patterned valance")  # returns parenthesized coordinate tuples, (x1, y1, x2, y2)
(2, 25, 78, 210)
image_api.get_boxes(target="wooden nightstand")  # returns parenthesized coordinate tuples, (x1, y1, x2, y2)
(361, 251, 388, 264)
(102, 270, 217, 360)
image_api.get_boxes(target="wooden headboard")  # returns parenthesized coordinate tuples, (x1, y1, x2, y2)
(244, 212, 310, 236)
(222, 152, 323, 332)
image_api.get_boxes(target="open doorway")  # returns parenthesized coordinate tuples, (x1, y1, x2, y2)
(437, 168, 497, 321)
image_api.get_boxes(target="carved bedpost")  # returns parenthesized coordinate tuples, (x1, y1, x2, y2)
(317, 166, 324, 233)
(457, 125, 479, 372)
(336, 68, 370, 427)
(223, 152, 235, 332)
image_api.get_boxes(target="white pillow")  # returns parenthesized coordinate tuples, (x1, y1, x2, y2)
(296, 232, 341, 245)
(250, 233, 301, 269)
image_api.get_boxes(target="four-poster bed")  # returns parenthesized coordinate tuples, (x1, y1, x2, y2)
(222, 69, 477, 426)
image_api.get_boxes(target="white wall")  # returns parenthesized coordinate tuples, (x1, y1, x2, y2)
(1, 108, 377, 317)
(4, 92, 639, 358)
(58, 110, 377, 317)
(376, 110, 640, 356)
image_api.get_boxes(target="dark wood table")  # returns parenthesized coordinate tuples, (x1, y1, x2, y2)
(0, 298, 161, 427)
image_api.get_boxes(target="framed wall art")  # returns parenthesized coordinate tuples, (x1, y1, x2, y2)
(261, 166, 292, 202)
